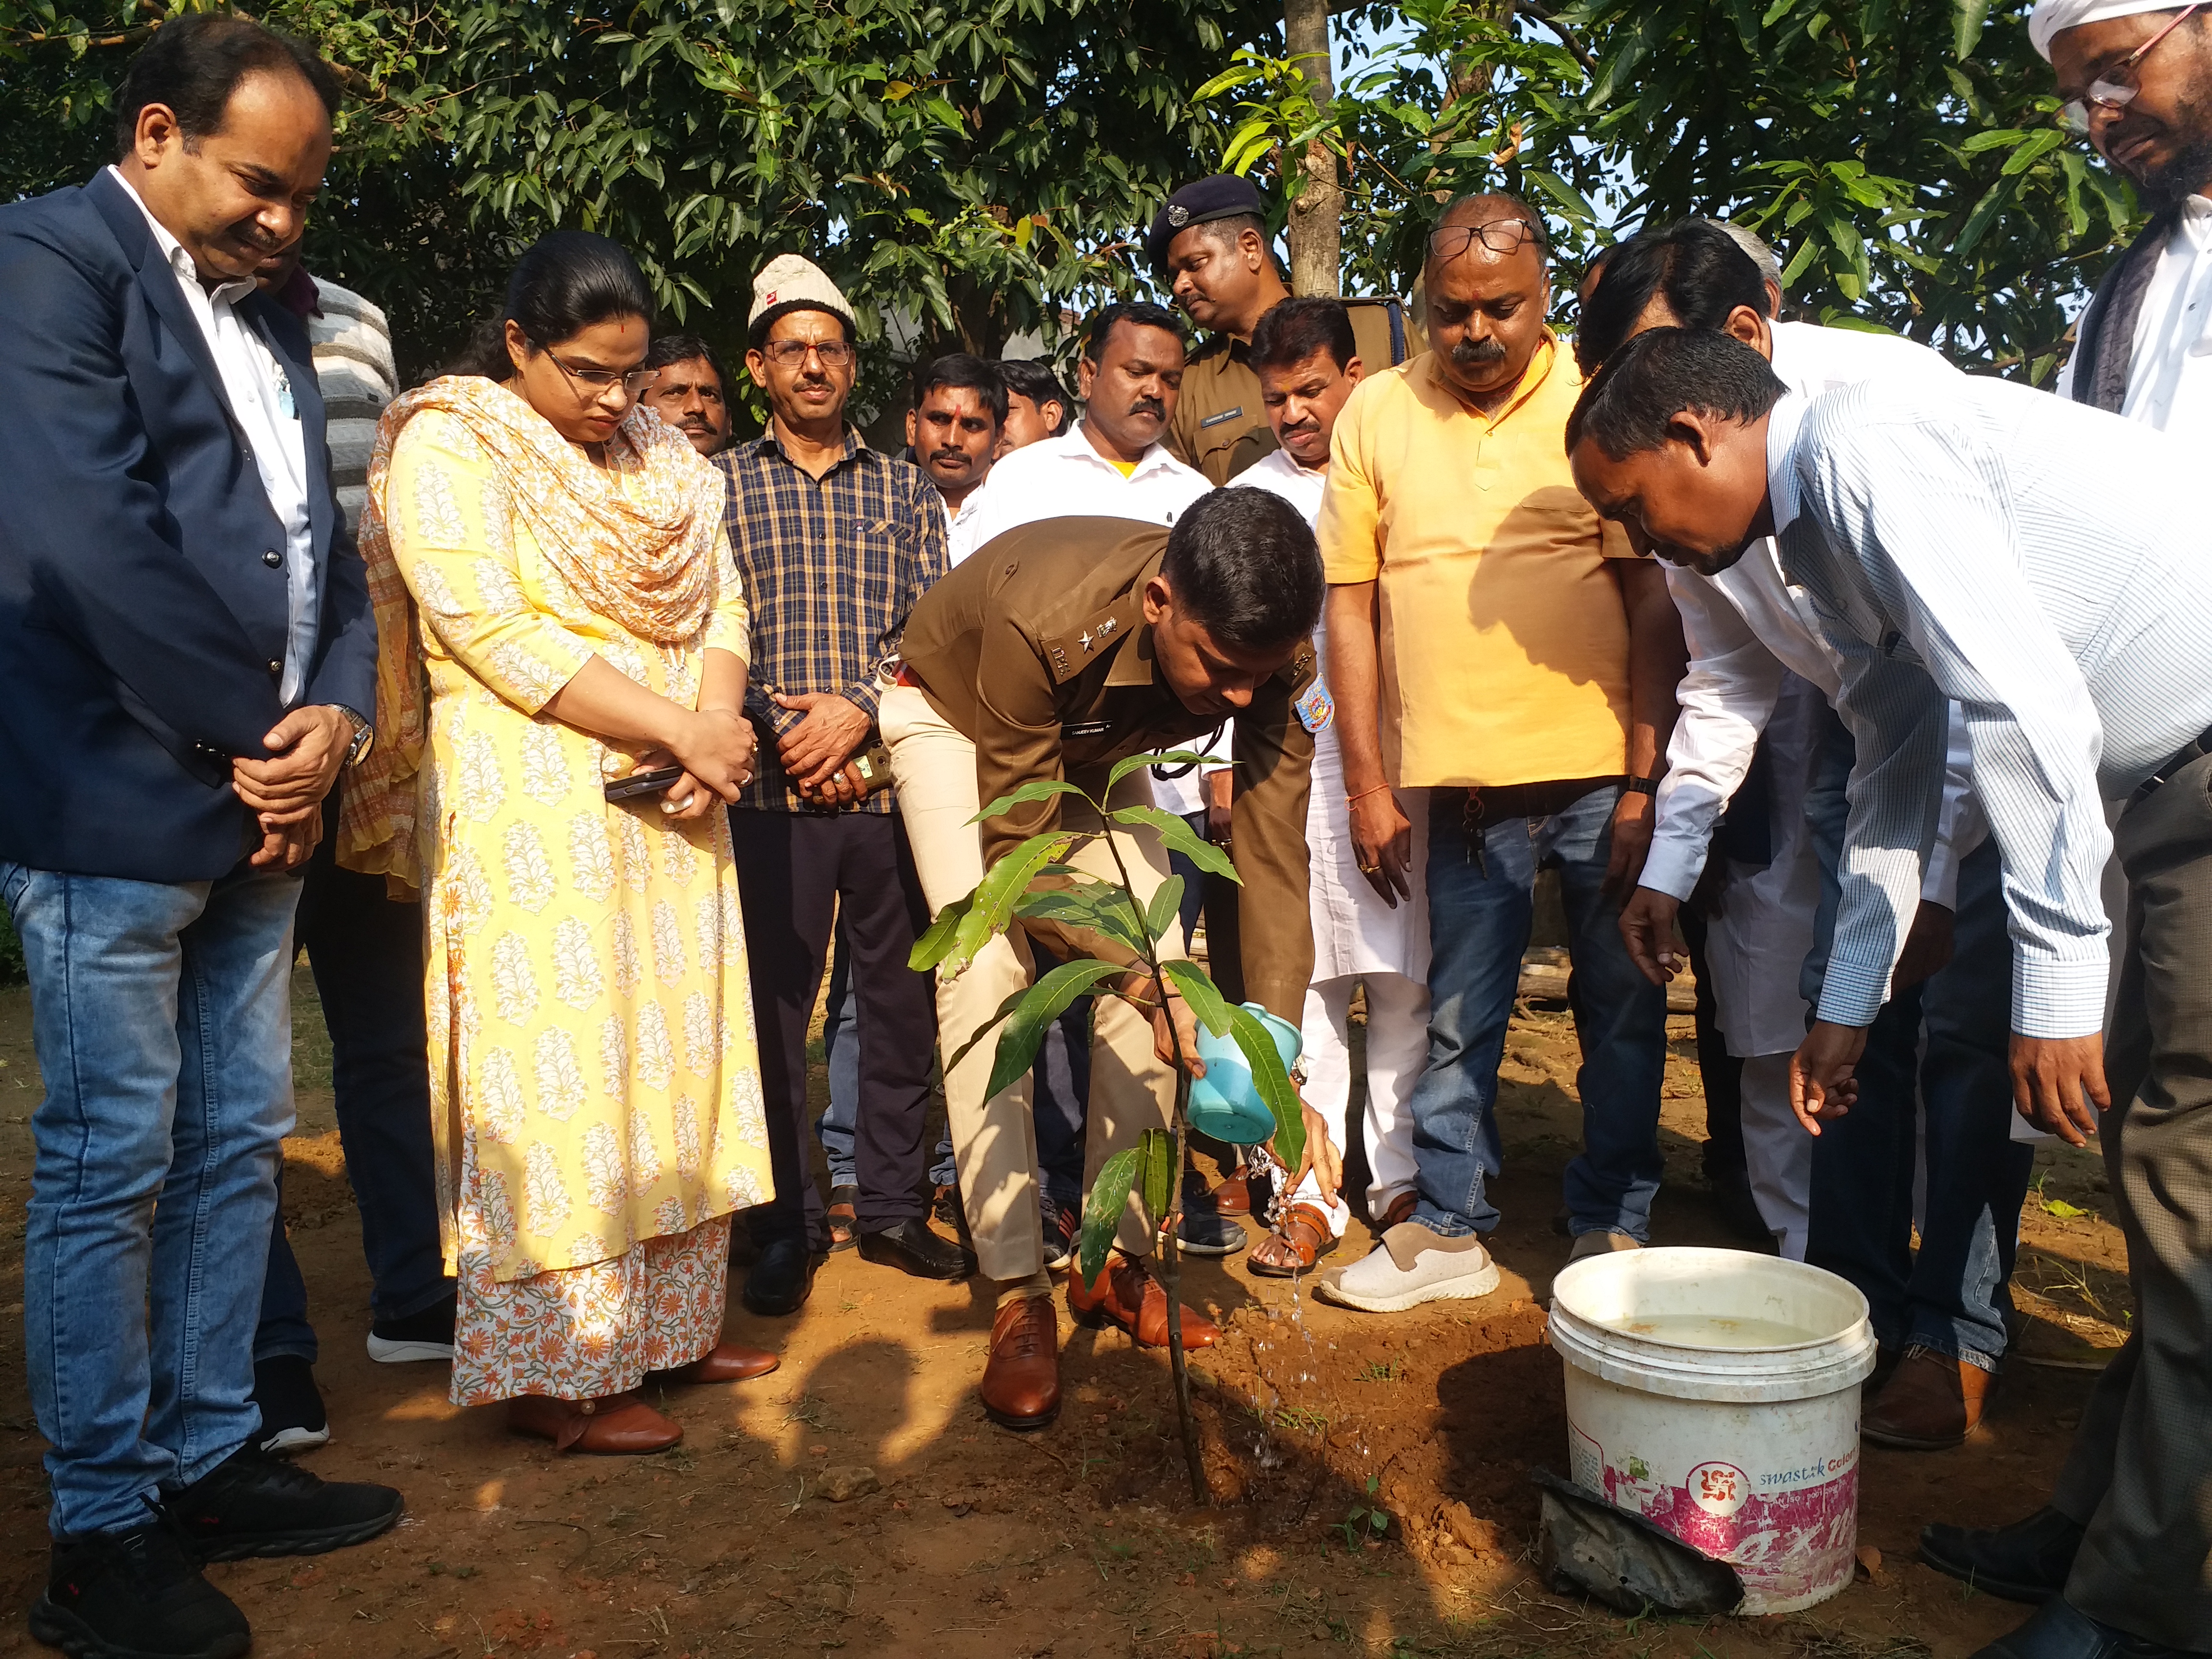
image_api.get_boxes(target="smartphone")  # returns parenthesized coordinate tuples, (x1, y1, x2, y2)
(602, 765, 686, 804)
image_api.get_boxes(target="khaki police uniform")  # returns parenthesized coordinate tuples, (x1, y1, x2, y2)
(884, 516, 1316, 1281)
(1165, 297, 1417, 485)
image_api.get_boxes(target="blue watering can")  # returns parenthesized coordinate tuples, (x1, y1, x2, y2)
(1186, 1002, 1302, 1145)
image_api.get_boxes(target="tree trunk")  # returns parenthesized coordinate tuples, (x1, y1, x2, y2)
(1282, 0, 1341, 297)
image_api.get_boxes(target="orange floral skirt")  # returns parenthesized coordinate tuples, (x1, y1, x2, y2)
(449, 1213, 730, 1407)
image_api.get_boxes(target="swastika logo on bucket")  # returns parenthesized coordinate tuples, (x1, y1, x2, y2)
(1688, 1461, 1749, 1518)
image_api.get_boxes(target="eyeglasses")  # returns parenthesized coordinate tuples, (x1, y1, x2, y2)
(2059, 3, 2201, 133)
(1427, 216, 1549, 263)
(761, 338, 855, 369)
(531, 341, 655, 395)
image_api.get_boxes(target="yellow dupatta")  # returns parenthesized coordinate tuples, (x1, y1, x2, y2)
(337, 376, 723, 897)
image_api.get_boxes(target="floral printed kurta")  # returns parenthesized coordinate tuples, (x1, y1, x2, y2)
(385, 407, 774, 1317)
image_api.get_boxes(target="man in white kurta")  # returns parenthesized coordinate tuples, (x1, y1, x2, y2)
(1229, 299, 1430, 1268)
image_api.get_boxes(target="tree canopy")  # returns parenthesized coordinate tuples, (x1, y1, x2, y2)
(1, 0, 2149, 383)
(1202, 0, 2139, 378)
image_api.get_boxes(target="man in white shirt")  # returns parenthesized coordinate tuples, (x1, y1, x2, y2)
(1566, 327, 2212, 1659)
(1580, 221, 2031, 1454)
(904, 352, 1005, 564)
(1229, 298, 1431, 1280)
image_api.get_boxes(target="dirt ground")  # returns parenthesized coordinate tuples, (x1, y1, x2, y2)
(0, 968, 2132, 1659)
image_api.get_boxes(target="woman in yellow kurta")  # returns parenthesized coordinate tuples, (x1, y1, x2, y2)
(342, 232, 776, 1453)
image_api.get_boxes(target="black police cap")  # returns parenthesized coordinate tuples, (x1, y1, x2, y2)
(1145, 174, 1265, 274)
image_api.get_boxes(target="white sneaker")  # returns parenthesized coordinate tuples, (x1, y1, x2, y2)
(1313, 1222, 1501, 1312)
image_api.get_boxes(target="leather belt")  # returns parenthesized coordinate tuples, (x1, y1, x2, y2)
(1459, 776, 1622, 824)
(2133, 725, 2212, 804)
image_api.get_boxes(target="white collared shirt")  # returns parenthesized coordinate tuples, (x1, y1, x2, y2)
(1644, 321, 1980, 905)
(940, 480, 990, 566)
(2112, 194, 2212, 438)
(962, 422, 1210, 548)
(962, 421, 1214, 812)
(111, 167, 318, 705)
(1766, 376, 2212, 1036)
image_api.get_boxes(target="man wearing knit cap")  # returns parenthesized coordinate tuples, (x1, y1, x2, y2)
(716, 254, 971, 1315)
(1146, 173, 1411, 484)
(1911, 8, 2212, 1655)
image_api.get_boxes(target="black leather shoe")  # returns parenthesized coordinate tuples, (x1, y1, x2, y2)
(1970, 1597, 2191, 1658)
(31, 1526, 251, 1659)
(858, 1217, 976, 1281)
(163, 1444, 403, 1562)
(742, 1235, 819, 1315)
(1921, 1505, 2085, 1605)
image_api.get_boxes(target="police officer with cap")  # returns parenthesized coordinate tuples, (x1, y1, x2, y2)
(1146, 174, 1414, 485)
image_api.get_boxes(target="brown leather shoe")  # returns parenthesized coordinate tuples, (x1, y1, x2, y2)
(979, 1294, 1061, 1430)
(1862, 1346, 1995, 1450)
(1372, 1190, 1417, 1233)
(1067, 1254, 1219, 1349)
(653, 1342, 781, 1386)
(508, 1392, 684, 1455)
(1210, 1169, 1253, 1215)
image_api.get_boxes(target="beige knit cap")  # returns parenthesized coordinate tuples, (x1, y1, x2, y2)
(748, 253, 855, 330)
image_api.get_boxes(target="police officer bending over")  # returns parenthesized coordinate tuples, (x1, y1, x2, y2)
(880, 490, 1340, 1428)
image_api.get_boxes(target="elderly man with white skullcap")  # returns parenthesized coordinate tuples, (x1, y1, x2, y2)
(1911, 12, 2212, 1655)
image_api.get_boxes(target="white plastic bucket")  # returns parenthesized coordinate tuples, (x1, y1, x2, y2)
(1548, 1247, 1878, 1614)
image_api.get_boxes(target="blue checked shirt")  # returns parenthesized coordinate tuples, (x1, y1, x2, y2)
(1768, 375, 2212, 1038)
(716, 429, 949, 813)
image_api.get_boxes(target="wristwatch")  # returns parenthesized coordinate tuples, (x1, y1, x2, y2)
(1623, 774, 1663, 796)
(333, 704, 375, 769)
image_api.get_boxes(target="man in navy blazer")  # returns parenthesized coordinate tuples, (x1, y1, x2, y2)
(0, 16, 401, 1656)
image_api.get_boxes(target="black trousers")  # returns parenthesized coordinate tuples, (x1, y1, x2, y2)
(256, 820, 451, 1361)
(730, 807, 936, 1247)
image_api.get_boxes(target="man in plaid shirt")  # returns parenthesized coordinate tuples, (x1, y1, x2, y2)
(716, 255, 970, 1313)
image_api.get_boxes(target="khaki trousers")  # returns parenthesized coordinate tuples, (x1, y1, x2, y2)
(880, 684, 1183, 1283)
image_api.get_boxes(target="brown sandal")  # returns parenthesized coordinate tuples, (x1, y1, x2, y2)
(1248, 1203, 1337, 1277)
(827, 1185, 859, 1252)
(508, 1391, 683, 1455)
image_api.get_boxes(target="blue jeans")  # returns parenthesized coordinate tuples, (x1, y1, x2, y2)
(819, 920, 958, 1191)
(1408, 785, 1668, 1239)
(5, 861, 300, 1536)
(1801, 713, 2033, 1368)
(255, 843, 452, 1364)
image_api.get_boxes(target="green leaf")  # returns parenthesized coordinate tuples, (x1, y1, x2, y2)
(1139, 1126, 1175, 1232)
(982, 959, 1124, 1100)
(2043, 1197, 2088, 1219)
(1161, 960, 1235, 1038)
(1108, 803, 1238, 880)
(1228, 1004, 1303, 1171)
(1952, 0, 1992, 59)
(948, 833, 1076, 974)
(939, 984, 1031, 1079)
(2000, 129, 2065, 177)
(971, 777, 1090, 824)
(909, 890, 976, 972)
(1015, 886, 1148, 953)
(1079, 1146, 1142, 1282)
(1144, 875, 1185, 947)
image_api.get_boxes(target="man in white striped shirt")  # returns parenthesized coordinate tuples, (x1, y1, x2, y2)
(1566, 325, 2212, 1659)
(1577, 221, 2032, 1455)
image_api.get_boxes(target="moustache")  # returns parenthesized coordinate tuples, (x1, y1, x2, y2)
(1128, 397, 1166, 421)
(1449, 337, 1506, 369)
(928, 447, 974, 467)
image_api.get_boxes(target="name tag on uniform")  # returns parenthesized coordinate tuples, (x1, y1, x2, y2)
(1200, 407, 1244, 428)
(1063, 720, 1112, 739)
(1295, 684, 1334, 734)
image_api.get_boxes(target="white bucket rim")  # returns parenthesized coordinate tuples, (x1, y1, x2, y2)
(1549, 1246, 1877, 1404)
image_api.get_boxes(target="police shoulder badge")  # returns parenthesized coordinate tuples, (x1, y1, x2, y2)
(1295, 683, 1334, 735)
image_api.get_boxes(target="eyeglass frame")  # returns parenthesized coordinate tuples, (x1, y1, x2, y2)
(529, 337, 657, 396)
(2057, 3, 2202, 134)
(1426, 216, 1551, 264)
(758, 337, 857, 369)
